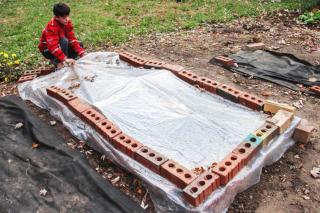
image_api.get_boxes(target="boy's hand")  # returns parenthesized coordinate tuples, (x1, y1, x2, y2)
(64, 58, 76, 66)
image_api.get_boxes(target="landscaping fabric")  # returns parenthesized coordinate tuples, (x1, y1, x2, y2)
(18, 52, 300, 212)
(0, 95, 143, 213)
(211, 50, 320, 91)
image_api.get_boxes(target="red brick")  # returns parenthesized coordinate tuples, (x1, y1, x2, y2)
(131, 57, 148, 67)
(135, 146, 168, 174)
(211, 163, 230, 185)
(67, 98, 91, 118)
(160, 160, 197, 189)
(95, 119, 122, 143)
(119, 52, 147, 67)
(216, 84, 243, 103)
(183, 183, 202, 207)
(17, 74, 37, 83)
(232, 141, 257, 166)
(143, 60, 165, 69)
(113, 133, 143, 158)
(23, 70, 41, 76)
(253, 123, 279, 146)
(39, 67, 54, 75)
(162, 64, 185, 75)
(82, 108, 106, 128)
(293, 119, 315, 143)
(46, 86, 64, 99)
(183, 170, 220, 207)
(212, 153, 242, 185)
(176, 70, 199, 85)
(196, 77, 221, 93)
(239, 92, 264, 111)
(119, 52, 133, 62)
(54, 89, 77, 104)
(214, 56, 235, 66)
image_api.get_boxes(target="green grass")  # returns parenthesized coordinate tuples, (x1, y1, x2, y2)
(0, 0, 301, 68)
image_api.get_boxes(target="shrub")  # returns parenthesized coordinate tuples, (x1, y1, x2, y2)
(0, 51, 21, 82)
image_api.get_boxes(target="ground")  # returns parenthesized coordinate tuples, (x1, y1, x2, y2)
(1, 10, 320, 213)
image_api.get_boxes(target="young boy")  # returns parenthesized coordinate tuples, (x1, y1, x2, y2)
(38, 3, 85, 68)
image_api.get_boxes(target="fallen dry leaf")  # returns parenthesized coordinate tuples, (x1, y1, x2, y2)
(302, 195, 310, 200)
(111, 176, 120, 184)
(32, 143, 39, 149)
(299, 144, 305, 150)
(39, 188, 48, 196)
(136, 188, 143, 195)
(140, 191, 149, 210)
(15, 122, 23, 129)
(310, 166, 320, 179)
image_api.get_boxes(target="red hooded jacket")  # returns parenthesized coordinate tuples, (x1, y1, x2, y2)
(38, 18, 85, 62)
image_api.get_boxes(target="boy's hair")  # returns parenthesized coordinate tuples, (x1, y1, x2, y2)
(53, 2, 70, 17)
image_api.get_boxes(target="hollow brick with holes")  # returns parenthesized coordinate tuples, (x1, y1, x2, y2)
(81, 108, 106, 128)
(196, 77, 221, 93)
(160, 160, 197, 189)
(143, 60, 165, 69)
(131, 57, 148, 67)
(223, 153, 242, 178)
(55, 89, 78, 104)
(211, 162, 230, 185)
(162, 64, 185, 75)
(183, 182, 202, 206)
(67, 98, 91, 118)
(214, 56, 235, 66)
(118, 52, 147, 67)
(46, 86, 63, 99)
(23, 70, 42, 76)
(212, 153, 242, 185)
(46, 87, 77, 104)
(183, 170, 220, 206)
(18, 74, 37, 83)
(239, 92, 265, 111)
(244, 133, 263, 149)
(113, 133, 143, 158)
(176, 70, 199, 85)
(39, 67, 54, 75)
(232, 141, 258, 165)
(95, 119, 122, 144)
(253, 123, 279, 146)
(135, 146, 168, 174)
(119, 52, 134, 62)
(216, 84, 243, 103)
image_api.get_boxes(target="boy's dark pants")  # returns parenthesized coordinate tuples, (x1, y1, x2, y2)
(42, 38, 83, 65)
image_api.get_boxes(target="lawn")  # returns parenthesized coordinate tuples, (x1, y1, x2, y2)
(0, 0, 301, 70)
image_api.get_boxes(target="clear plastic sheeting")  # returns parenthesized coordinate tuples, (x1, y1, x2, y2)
(18, 52, 300, 212)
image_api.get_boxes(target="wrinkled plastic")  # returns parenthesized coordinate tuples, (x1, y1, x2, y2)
(18, 52, 300, 212)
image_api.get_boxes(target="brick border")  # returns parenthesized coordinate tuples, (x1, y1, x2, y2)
(42, 52, 312, 207)
(17, 67, 54, 83)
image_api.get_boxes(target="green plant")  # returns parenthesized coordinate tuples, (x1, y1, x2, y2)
(298, 10, 320, 24)
(300, 0, 320, 11)
(0, 51, 21, 82)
